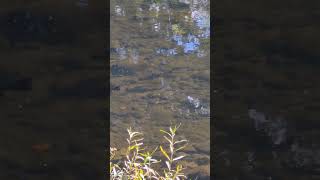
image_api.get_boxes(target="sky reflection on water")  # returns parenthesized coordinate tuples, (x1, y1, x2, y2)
(112, 0, 210, 59)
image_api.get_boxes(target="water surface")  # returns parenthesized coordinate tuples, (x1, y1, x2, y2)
(0, 1, 106, 179)
(214, 1, 320, 179)
(110, 0, 211, 178)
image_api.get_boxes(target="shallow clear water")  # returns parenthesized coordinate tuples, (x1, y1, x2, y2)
(110, 0, 210, 178)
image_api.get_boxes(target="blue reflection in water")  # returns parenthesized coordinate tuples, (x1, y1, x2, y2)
(172, 35, 183, 46)
(194, 14, 209, 29)
(172, 34, 201, 54)
(111, 0, 211, 58)
(185, 34, 200, 53)
(166, 1, 210, 56)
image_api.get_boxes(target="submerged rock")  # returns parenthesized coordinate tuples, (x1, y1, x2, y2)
(111, 64, 135, 76)
(155, 48, 178, 56)
(248, 109, 269, 131)
(248, 109, 287, 145)
(187, 96, 201, 108)
(110, 84, 120, 91)
(285, 141, 320, 173)
(168, 0, 190, 9)
(177, 96, 210, 118)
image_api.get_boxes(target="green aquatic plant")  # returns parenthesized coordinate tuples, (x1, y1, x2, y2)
(159, 124, 188, 179)
(110, 124, 188, 180)
(172, 24, 186, 35)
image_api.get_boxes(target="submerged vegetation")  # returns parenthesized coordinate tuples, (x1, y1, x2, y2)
(110, 124, 189, 180)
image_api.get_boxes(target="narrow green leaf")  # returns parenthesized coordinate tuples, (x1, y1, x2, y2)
(160, 145, 170, 161)
(174, 139, 187, 145)
(151, 146, 158, 155)
(163, 135, 172, 144)
(175, 143, 188, 152)
(169, 126, 174, 134)
(173, 155, 185, 161)
(130, 145, 137, 150)
(165, 161, 171, 171)
(160, 129, 172, 138)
